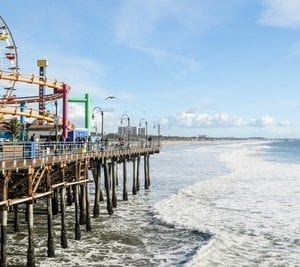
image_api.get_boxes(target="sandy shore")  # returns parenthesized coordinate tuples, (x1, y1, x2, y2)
(160, 139, 250, 146)
(161, 140, 217, 145)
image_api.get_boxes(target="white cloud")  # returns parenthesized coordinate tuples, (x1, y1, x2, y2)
(161, 111, 246, 128)
(161, 111, 290, 129)
(249, 115, 291, 127)
(249, 115, 274, 127)
(259, 0, 300, 28)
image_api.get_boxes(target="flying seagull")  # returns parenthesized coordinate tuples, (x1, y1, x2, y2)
(105, 96, 117, 100)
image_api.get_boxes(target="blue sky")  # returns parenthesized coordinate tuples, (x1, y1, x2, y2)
(1, 0, 300, 138)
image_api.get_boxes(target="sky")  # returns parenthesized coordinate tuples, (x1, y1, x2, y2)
(1, 0, 300, 138)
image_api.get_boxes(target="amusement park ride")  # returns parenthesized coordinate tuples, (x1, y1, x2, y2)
(0, 16, 71, 139)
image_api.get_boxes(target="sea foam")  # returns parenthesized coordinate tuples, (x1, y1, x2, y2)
(154, 141, 300, 266)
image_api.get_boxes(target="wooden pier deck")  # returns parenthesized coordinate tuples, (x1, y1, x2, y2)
(0, 141, 160, 266)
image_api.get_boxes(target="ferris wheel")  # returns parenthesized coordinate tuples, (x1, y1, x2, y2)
(0, 16, 18, 100)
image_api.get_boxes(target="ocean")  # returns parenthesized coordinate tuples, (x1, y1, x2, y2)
(7, 140, 300, 266)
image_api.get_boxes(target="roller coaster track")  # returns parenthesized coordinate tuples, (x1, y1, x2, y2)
(0, 92, 63, 105)
(0, 70, 65, 92)
(0, 107, 54, 122)
(0, 69, 69, 121)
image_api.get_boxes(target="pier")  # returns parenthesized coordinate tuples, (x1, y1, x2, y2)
(0, 15, 160, 266)
(0, 140, 159, 266)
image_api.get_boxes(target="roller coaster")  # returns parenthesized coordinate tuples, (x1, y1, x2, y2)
(0, 16, 71, 137)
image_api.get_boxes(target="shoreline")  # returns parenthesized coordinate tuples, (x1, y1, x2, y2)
(160, 139, 249, 146)
(161, 140, 216, 145)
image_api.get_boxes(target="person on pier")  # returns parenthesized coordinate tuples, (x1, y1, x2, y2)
(30, 133, 35, 142)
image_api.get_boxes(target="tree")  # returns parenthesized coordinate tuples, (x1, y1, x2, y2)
(4, 118, 21, 141)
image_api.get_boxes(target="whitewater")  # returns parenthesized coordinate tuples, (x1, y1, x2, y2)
(154, 141, 300, 266)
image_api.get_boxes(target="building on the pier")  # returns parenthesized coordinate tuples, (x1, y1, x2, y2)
(27, 124, 62, 141)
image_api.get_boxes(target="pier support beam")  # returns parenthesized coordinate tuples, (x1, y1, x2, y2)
(1, 206, 8, 267)
(85, 161, 92, 231)
(74, 163, 81, 240)
(132, 157, 137, 195)
(99, 161, 104, 201)
(115, 163, 119, 186)
(27, 201, 35, 267)
(1, 171, 9, 267)
(52, 190, 59, 215)
(144, 155, 149, 189)
(93, 161, 100, 218)
(67, 186, 73, 206)
(60, 166, 68, 248)
(112, 161, 117, 208)
(147, 154, 151, 187)
(123, 159, 128, 201)
(103, 160, 113, 214)
(13, 204, 20, 232)
(86, 182, 92, 231)
(79, 183, 87, 225)
(46, 168, 55, 257)
(27, 168, 35, 267)
(136, 156, 140, 192)
(80, 160, 88, 225)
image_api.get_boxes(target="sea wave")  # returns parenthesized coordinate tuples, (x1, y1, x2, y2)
(154, 142, 300, 266)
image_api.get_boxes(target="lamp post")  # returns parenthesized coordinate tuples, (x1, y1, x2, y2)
(154, 123, 160, 147)
(120, 114, 130, 145)
(139, 118, 148, 147)
(92, 107, 104, 141)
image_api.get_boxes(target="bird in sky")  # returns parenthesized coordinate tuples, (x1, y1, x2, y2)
(105, 96, 117, 100)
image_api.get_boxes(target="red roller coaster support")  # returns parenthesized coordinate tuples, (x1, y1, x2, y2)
(62, 84, 71, 140)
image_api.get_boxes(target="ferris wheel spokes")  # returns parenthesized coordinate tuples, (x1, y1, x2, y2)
(0, 16, 18, 100)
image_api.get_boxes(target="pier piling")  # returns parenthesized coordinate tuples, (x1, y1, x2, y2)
(79, 183, 87, 225)
(85, 161, 92, 231)
(52, 190, 59, 215)
(0, 206, 8, 267)
(144, 155, 149, 189)
(123, 159, 128, 201)
(27, 168, 35, 267)
(74, 163, 81, 240)
(92, 160, 100, 218)
(103, 160, 113, 214)
(136, 156, 140, 192)
(147, 154, 151, 187)
(66, 186, 73, 206)
(132, 157, 137, 195)
(60, 165, 68, 248)
(46, 168, 55, 257)
(13, 204, 20, 232)
(112, 161, 117, 208)
(27, 201, 35, 267)
(0, 171, 9, 266)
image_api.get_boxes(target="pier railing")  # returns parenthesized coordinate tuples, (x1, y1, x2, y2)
(0, 139, 159, 161)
